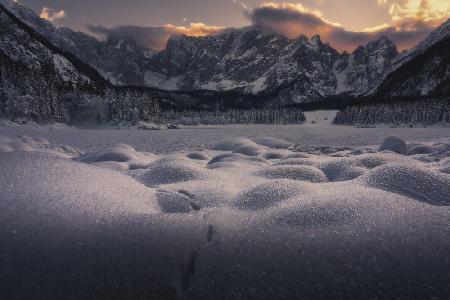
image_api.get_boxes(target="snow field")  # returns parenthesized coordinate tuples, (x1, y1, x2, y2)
(1, 133, 450, 298)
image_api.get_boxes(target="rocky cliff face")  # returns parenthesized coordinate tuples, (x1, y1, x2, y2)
(334, 37, 399, 96)
(144, 30, 401, 103)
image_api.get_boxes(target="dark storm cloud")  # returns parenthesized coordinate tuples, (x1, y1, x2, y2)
(248, 4, 326, 27)
(245, 3, 434, 51)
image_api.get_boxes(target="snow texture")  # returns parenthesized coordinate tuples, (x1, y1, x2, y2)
(1, 125, 450, 299)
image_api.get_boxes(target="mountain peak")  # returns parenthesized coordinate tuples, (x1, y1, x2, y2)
(296, 34, 309, 43)
(353, 36, 398, 58)
(311, 35, 322, 46)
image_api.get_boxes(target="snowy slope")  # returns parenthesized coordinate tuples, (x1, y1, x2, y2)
(372, 22, 450, 99)
(393, 18, 450, 69)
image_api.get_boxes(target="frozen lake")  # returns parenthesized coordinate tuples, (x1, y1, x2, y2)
(1, 117, 449, 154)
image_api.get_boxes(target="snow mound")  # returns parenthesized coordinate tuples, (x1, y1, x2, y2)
(207, 153, 268, 168)
(5, 138, 33, 151)
(156, 191, 194, 213)
(1, 130, 450, 299)
(437, 158, 450, 174)
(78, 144, 156, 170)
(257, 165, 328, 183)
(320, 159, 366, 182)
(285, 153, 310, 159)
(212, 138, 269, 156)
(362, 164, 450, 205)
(253, 137, 293, 149)
(139, 157, 208, 186)
(407, 144, 436, 155)
(272, 200, 358, 228)
(275, 158, 316, 167)
(0, 135, 79, 157)
(175, 181, 236, 208)
(440, 167, 450, 175)
(91, 161, 130, 172)
(233, 180, 309, 210)
(0, 152, 159, 222)
(379, 136, 408, 154)
(137, 121, 163, 130)
(353, 155, 389, 169)
(262, 149, 292, 160)
(186, 151, 210, 160)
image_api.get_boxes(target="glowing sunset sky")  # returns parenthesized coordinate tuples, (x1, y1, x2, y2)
(22, 0, 450, 52)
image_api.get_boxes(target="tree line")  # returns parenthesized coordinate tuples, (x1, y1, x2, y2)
(333, 99, 450, 126)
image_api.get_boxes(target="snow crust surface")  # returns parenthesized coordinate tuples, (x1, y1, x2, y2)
(1, 126, 450, 299)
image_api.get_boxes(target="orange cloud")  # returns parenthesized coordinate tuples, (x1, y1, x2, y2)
(40, 7, 66, 23)
(90, 1, 448, 52)
(389, 0, 450, 29)
(163, 23, 225, 37)
(88, 23, 225, 50)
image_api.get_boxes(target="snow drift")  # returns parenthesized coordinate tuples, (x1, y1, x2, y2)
(1, 133, 450, 299)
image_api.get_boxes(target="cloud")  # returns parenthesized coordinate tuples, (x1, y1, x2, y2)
(88, 1, 448, 52)
(88, 23, 225, 50)
(39, 7, 66, 23)
(245, 2, 441, 52)
(389, 0, 450, 29)
(245, 2, 341, 38)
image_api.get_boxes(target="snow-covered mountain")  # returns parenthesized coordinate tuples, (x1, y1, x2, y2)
(2, 0, 400, 104)
(0, 2, 162, 123)
(143, 30, 399, 104)
(334, 37, 398, 96)
(392, 19, 450, 70)
(146, 30, 342, 103)
(373, 19, 450, 99)
(1, 0, 156, 86)
(0, 3, 106, 86)
(3, 0, 449, 108)
(0, 2, 111, 121)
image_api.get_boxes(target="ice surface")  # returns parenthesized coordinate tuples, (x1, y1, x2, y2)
(1, 127, 450, 299)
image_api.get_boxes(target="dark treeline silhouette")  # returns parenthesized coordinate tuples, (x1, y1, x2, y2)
(334, 98, 450, 126)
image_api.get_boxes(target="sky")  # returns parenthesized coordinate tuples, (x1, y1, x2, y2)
(21, 0, 450, 52)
